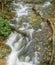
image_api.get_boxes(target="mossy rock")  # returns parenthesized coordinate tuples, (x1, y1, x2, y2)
(0, 42, 11, 58)
(28, 12, 42, 27)
(0, 35, 7, 42)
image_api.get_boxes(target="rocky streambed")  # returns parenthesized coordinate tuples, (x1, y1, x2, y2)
(0, 0, 55, 65)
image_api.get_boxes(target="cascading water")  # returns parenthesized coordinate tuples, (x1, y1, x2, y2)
(39, 1, 52, 17)
(6, 1, 40, 65)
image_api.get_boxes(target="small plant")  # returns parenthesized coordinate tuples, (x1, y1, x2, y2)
(0, 15, 11, 36)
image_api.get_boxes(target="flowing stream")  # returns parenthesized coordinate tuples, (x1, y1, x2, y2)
(6, 1, 40, 65)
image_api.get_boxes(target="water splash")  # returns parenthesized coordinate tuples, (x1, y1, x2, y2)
(6, 32, 18, 50)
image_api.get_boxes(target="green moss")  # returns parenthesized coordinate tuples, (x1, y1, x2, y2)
(0, 43, 11, 58)
(29, 13, 42, 26)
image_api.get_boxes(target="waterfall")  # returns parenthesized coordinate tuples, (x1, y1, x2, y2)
(6, 1, 40, 65)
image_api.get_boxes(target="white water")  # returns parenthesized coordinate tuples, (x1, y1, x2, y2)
(39, 1, 52, 17)
(13, 2, 31, 17)
(42, 1, 51, 8)
(6, 1, 39, 65)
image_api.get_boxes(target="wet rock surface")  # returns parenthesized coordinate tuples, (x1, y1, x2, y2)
(15, 12, 52, 65)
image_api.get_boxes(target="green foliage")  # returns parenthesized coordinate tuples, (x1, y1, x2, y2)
(0, 16, 11, 36)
